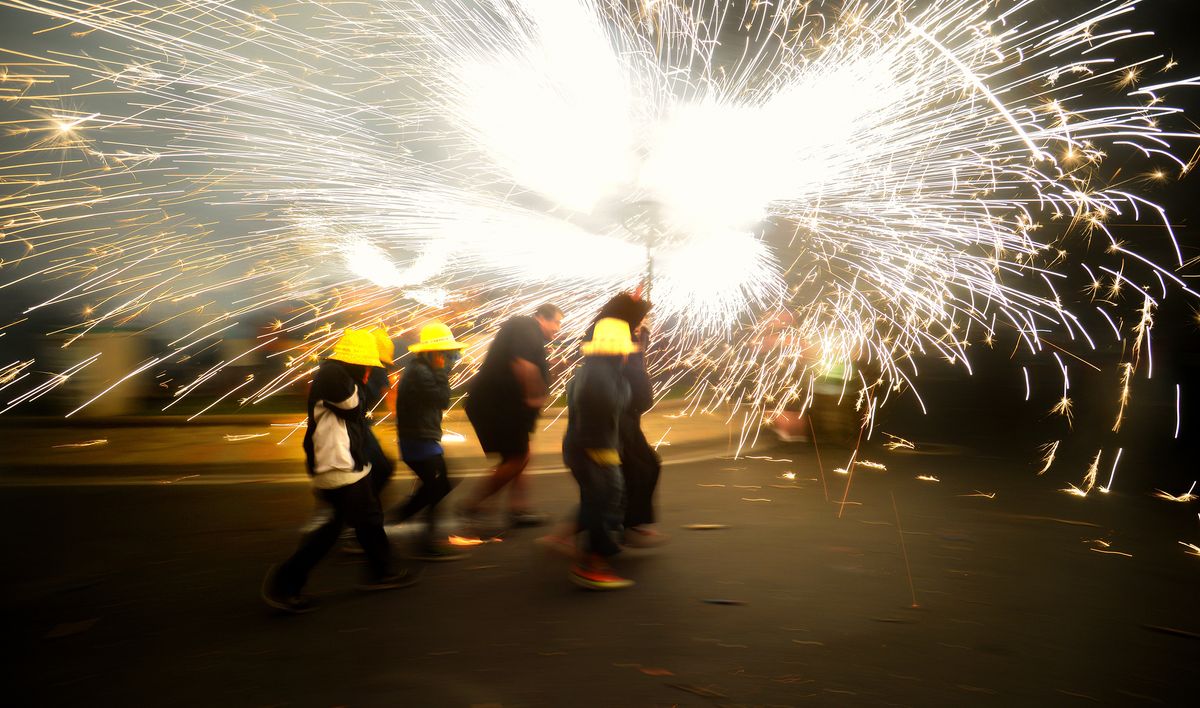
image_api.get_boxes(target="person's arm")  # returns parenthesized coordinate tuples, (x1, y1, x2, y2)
(314, 366, 361, 420)
(407, 359, 451, 410)
(512, 357, 548, 408)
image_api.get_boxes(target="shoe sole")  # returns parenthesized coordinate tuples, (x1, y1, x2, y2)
(569, 572, 634, 591)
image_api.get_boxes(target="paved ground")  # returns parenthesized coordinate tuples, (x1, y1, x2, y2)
(3, 422, 1198, 707)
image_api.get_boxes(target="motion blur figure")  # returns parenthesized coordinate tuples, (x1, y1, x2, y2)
(389, 322, 469, 561)
(563, 317, 638, 590)
(591, 291, 666, 547)
(460, 304, 563, 528)
(262, 329, 416, 614)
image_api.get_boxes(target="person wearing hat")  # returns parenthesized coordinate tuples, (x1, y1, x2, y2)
(590, 290, 665, 547)
(262, 328, 416, 613)
(333, 326, 400, 554)
(562, 317, 638, 590)
(388, 322, 469, 561)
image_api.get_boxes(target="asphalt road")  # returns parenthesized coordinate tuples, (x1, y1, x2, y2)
(4, 435, 1198, 707)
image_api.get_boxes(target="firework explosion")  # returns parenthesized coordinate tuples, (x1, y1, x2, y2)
(0, 0, 1196, 475)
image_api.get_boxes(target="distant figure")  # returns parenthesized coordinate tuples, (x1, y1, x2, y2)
(262, 329, 417, 613)
(389, 322, 469, 561)
(563, 317, 637, 589)
(460, 304, 563, 528)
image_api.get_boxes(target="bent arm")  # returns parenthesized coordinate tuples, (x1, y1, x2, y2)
(512, 357, 548, 408)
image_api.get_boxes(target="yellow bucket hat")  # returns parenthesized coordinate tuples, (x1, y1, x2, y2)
(371, 327, 395, 366)
(581, 317, 638, 356)
(408, 322, 466, 353)
(328, 328, 384, 367)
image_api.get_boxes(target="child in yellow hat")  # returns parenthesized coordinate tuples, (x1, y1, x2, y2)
(562, 317, 638, 590)
(388, 322, 468, 560)
(262, 329, 416, 613)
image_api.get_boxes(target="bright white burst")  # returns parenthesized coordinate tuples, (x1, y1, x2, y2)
(0, 0, 1196, 452)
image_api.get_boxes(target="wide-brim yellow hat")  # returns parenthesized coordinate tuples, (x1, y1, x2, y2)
(329, 328, 384, 367)
(408, 321, 467, 353)
(581, 317, 639, 356)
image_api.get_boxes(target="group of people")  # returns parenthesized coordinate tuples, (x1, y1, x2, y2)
(262, 293, 663, 613)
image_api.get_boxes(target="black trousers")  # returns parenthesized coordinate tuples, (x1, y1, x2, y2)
(393, 453, 454, 546)
(621, 423, 662, 528)
(275, 475, 392, 595)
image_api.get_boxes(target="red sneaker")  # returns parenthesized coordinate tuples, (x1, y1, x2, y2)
(569, 557, 634, 590)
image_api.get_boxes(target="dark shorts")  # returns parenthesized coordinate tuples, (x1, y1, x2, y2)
(465, 397, 536, 457)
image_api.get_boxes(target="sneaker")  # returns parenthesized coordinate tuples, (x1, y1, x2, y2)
(623, 526, 669, 548)
(534, 533, 578, 559)
(569, 560, 634, 591)
(410, 543, 469, 562)
(355, 568, 421, 592)
(261, 565, 318, 614)
(509, 510, 550, 527)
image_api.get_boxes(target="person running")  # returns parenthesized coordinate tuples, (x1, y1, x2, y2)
(594, 293, 666, 547)
(338, 326, 398, 554)
(389, 322, 469, 561)
(459, 304, 563, 528)
(262, 329, 416, 613)
(563, 317, 637, 590)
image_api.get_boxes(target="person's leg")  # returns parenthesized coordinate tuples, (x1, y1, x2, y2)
(574, 458, 623, 559)
(569, 457, 631, 589)
(504, 450, 534, 513)
(393, 456, 438, 523)
(421, 455, 454, 547)
(341, 476, 393, 582)
(397, 455, 451, 547)
(463, 449, 530, 511)
(275, 488, 345, 596)
(623, 449, 661, 528)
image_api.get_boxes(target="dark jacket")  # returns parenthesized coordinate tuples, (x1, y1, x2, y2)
(302, 359, 371, 477)
(396, 356, 450, 441)
(563, 356, 630, 457)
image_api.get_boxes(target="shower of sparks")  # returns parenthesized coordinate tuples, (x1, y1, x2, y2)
(0, 0, 1197, 470)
